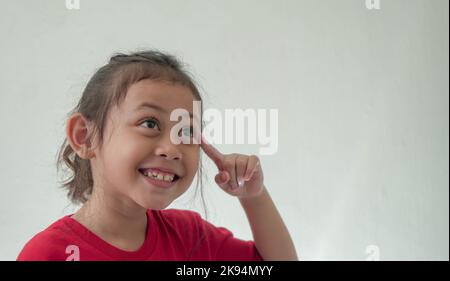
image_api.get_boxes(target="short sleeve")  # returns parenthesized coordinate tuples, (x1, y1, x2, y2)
(17, 231, 66, 261)
(187, 211, 263, 261)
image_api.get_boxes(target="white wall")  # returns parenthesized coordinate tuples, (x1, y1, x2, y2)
(0, 0, 448, 260)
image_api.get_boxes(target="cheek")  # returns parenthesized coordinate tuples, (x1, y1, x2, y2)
(102, 137, 141, 180)
(182, 147, 200, 178)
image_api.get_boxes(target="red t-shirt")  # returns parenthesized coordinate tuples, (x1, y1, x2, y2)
(17, 209, 263, 261)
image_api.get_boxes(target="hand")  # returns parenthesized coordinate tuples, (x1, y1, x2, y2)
(200, 135, 265, 199)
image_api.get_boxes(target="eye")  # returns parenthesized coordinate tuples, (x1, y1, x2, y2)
(140, 117, 160, 130)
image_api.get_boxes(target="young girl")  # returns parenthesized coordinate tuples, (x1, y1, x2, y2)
(17, 50, 298, 261)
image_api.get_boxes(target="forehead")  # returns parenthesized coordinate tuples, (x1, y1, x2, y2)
(121, 79, 196, 113)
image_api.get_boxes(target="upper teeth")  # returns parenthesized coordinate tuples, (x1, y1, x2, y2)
(142, 170, 175, 182)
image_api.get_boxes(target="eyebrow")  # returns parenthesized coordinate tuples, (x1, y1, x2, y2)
(135, 102, 194, 118)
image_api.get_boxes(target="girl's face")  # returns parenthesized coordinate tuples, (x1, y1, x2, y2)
(90, 79, 200, 210)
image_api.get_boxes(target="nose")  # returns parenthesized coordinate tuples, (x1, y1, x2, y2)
(154, 137, 182, 161)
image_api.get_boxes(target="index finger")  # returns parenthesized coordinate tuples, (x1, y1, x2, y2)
(200, 135, 224, 169)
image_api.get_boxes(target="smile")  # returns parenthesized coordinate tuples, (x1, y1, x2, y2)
(138, 168, 180, 184)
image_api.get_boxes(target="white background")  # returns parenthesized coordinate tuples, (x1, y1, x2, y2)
(0, 0, 448, 260)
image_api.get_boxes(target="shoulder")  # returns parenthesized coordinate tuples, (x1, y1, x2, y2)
(153, 209, 262, 260)
(151, 208, 235, 246)
(151, 208, 234, 237)
(17, 216, 74, 261)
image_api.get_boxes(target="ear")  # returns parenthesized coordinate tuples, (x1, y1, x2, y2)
(66, 113, 96, 159)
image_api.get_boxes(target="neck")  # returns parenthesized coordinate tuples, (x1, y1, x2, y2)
(72, 187, 148, 251)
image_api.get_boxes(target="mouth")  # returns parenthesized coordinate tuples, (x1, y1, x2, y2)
(138, 168, 181, 183)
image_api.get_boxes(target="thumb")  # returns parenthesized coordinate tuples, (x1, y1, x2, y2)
(214, 170, 230, 186)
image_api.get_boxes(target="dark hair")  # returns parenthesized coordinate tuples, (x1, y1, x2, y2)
(55, 49, 207, 218)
